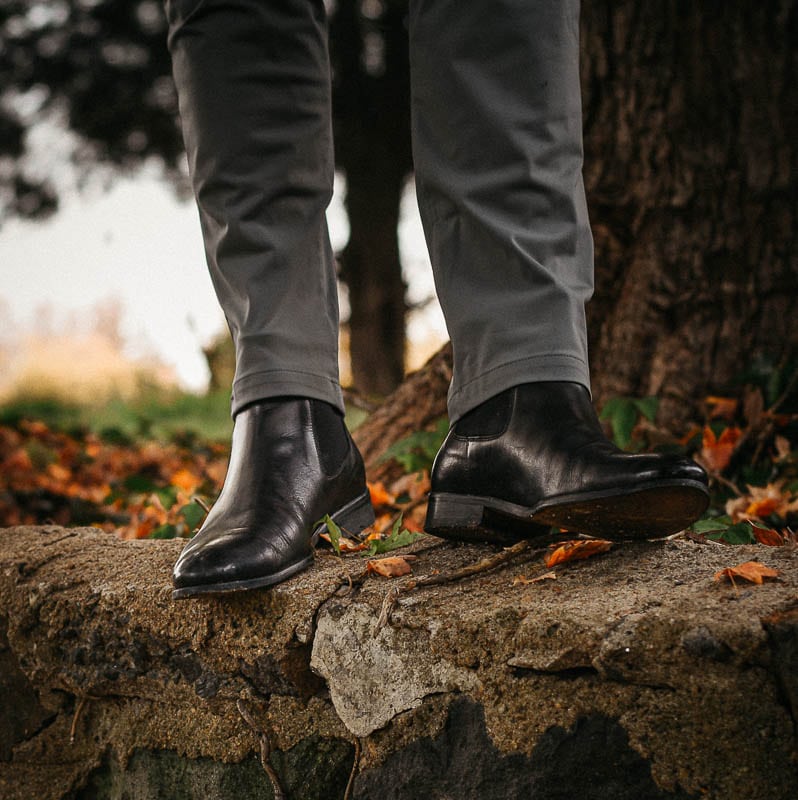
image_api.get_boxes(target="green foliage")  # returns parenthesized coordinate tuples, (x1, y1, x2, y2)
(321, 514, 343, 555)
(688, 515, 758, 545)
(599, 396, 659, 450)
(0, 389, 233, 444)
(379, 417, 449, 473)
(365, 516, 422, 556)
(180, 502, 207, 533)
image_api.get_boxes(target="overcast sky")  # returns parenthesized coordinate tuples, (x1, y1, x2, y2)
(0, 170, 444, 392)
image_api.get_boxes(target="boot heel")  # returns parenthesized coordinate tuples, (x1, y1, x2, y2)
(425, 493, 486, 530)
(331, 491, 375, 538)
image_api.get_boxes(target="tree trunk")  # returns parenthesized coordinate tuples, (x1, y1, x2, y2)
(339, 166, 407, 396)
(353, 343, 451, 483)
(356, 0, 797, 451)
(580, 0, 798, 425)
(331, 0, 413, 397)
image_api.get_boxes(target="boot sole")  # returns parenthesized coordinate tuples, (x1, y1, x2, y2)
(425, 479, 710, 545)
(171, 490, 375, 599)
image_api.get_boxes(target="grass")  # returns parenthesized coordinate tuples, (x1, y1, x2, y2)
(0, 388, 234, 444)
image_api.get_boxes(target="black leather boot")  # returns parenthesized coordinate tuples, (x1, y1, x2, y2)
(425, 382, 709, 544)
(172, 398, 374, 598)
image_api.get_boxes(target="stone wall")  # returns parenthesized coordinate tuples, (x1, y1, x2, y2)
(1, 526, 796, 799)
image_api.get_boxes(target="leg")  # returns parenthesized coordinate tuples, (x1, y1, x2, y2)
(409, 0, 593, 421)
(409, 0, 708, 542)
(165, 0, 373, 597)
(167, 0, 342, 413)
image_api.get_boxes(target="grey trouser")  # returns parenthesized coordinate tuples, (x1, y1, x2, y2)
(165, 0, 594, 422)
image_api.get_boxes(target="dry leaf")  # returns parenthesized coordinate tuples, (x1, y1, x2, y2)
(367, 481, 396, 508)
(170, 468, 202, 492)
(714, 561, 780, 585)
(513, 571, 557, 586)
(751, 527, 784, 547)
(700, 426, 742, 473)
(726, 481, 798, 523)
(366, 556, 414, 578)
(545, 539, 612, 568)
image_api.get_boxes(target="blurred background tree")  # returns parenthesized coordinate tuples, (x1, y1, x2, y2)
(1, 0, 796, 424)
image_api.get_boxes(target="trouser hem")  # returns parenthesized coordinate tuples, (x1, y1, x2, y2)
(448, 354, 590, 423)
(231, 370, 345, 417)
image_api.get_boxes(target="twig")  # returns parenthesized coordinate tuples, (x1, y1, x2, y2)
(193, 496, 211, 514)
(69, 694, 96, 744)
(343, 737, 362, 800)
(236, 699, 285, 800)
(711, 473, 743, 497)
(411, 540, 535, 589)
(375, 586, 401, 634)
(374, 540, 538, 630)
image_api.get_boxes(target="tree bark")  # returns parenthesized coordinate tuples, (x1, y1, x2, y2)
(331, 0, 413, 397)
(353, 343, 451, 483)
(580, 1, 798, 425)
(356, 0, 798, 446)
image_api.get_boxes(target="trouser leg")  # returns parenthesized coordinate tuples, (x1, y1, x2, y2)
(409, 0, 594, 422)
(165, 0, 343, 415)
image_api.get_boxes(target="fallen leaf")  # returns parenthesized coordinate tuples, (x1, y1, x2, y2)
(545, 539, 612, 567)
(366, 556, 415, 577)
(513, 571, 557, 586)
(751, 526, 784, 547)
(367, 481, 396, 508)
(714, 561, 780, 585)
(700, 426, 742, 473)
(170, 468, 202, 492)
(726, 482, 798, 523)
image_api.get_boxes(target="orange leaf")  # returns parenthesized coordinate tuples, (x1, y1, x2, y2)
(751, 527, 784, 547)
(367, 481, 396, 508)
(714, 561, 780, 585)
(745, 497, 780, 518)
(46, 463, 72, 482)
(700, 426, 742, 472)
(366, 556, 414, 577)
(545, 539, 612, 568)
(705, 396, 739, 421)
(170, 468, 201, 492)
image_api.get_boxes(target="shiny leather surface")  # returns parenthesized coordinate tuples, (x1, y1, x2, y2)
(431, 382, 708, 511)
(172, 398, 369, 595)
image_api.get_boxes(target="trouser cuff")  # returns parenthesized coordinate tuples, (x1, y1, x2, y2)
(231, 370, 345, 417)
(447, 354, 590, 423)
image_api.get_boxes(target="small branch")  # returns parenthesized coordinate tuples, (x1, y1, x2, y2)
(375, 586, 401, 634)
(69, 694, 97, 745)
(711, 473, 743, 497)
(343, 737, 362, 800)
(409, 540, 536, 589)
(193, 496, 211, 514)
(236, 699, 285, 800)
(374, 540, 539, 630)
